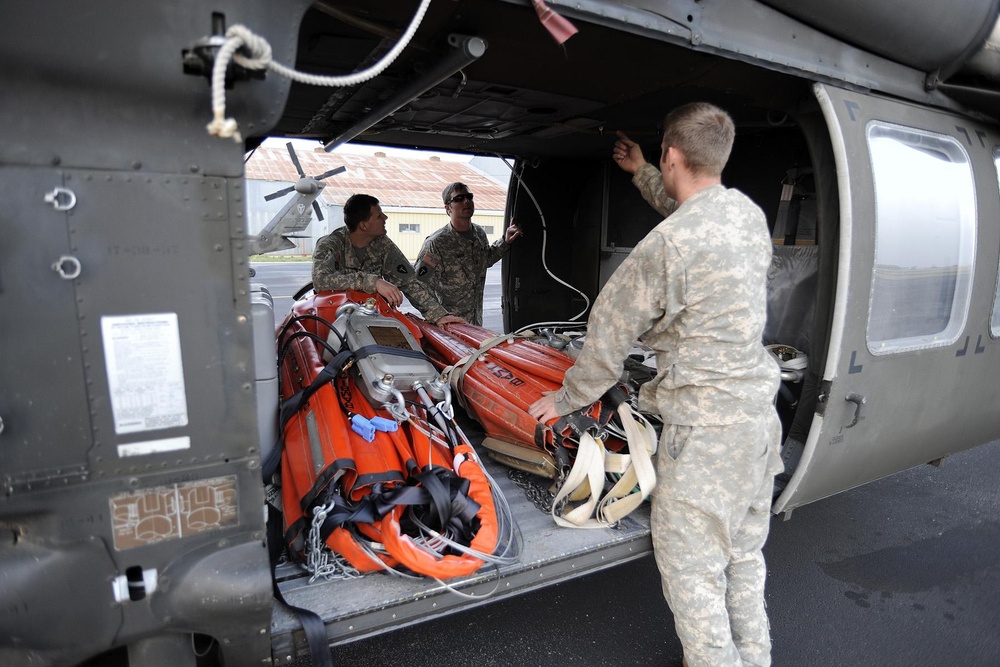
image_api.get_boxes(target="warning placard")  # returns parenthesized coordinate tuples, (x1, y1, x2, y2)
(101, 313, 189, 435)
(109, 476, 238, 550)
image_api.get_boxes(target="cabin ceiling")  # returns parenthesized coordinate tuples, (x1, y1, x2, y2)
(269, 0, 807, 159)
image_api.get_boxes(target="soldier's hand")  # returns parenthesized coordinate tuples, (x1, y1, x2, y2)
(528, 391, 560, 424)
(375, 278, 403, 307)
(613, 131, 647, 175)
(505, 222, 522, 244)
(436, 314, 466, 327)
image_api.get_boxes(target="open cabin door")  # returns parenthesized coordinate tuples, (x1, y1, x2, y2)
(773, 83, 1000, 514)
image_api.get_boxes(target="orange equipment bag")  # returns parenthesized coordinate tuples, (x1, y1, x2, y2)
(272, 290, 507, 578)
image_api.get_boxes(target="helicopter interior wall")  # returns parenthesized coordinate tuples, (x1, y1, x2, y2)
(505, 121, 819, 318)
(783, 108, 840, 451)
(505, 159, 597, 330)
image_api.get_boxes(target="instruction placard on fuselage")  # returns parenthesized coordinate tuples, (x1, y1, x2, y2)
(100, 313, 190, 437)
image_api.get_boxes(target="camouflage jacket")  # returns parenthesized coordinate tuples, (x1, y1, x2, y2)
(553, 167, 779, 426)
(312, 227, 448, 322)
(414, 223, 509, 326)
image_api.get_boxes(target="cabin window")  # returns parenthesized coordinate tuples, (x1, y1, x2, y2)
(991, 148, 1000, 337)
(865, 123, 976, 354)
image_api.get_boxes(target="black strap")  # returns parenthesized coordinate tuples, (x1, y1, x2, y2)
(352, 344, 430, 362)
(601, 384, 629, 413)
(262, 349, 356, 482)
(316, 494, 382, 543)
(267, 503, 334, 667)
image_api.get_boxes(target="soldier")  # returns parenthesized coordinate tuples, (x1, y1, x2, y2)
(312, 193, 464, 325)
(413, 182, 521, 327)
(529, 103, 783, 667)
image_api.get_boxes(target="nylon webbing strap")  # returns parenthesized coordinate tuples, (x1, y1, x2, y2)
(267, 503, 333, 667)
(444, 333, 526, 406)
(550, 403, 657, 529)
(353, 344, 430, 362)
(597, 404, 658, 524)
(263, 348, 355, 481)
(551, 431, 606, 529)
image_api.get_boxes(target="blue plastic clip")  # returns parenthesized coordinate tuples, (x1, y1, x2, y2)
(369, 416, 398, 433)
(349, 414, 376, 442)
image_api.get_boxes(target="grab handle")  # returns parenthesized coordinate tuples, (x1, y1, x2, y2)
(844, 392, 866, 428)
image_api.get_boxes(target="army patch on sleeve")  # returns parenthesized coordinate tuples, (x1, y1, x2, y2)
(417, 266, 428, 277)
(396, 263, 410, 274)
(422, 253, 440, 269)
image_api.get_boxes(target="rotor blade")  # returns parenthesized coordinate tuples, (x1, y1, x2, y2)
(312, 200, 324, 221)
(286, 142, 306, 178)
(312, 165, 346, 181)
(264, 185, 295, 201)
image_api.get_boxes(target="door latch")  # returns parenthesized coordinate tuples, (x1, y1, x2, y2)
(844, 392, 866, 428)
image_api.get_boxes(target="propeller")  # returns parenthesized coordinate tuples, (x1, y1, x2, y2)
(262, 142, 346, 221)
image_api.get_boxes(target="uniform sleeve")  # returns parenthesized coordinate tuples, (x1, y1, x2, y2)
(382, 240, 449, 322)
(552, 233, 682, 415)
(312, 234, 380, 293)
(632, 163, 680, 218)
(414, 235, 442, 290)
(485, 232, 510, 267)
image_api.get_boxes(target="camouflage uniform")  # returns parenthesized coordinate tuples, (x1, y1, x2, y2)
(312, 227, 449, 323)
(552, 163, 783, 667)
(414, 223, 510, 326)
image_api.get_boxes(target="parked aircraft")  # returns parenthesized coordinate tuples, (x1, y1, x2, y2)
(2, 0, 999, 664)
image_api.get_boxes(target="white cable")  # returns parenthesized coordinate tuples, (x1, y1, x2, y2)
(207, 0, 432, 141)
(513, 320, 587, 335)
(495, 155, 591, 321)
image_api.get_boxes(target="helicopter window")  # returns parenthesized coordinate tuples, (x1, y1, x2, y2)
(865, 122, 976, 354)
(991, 148, 1000, 338)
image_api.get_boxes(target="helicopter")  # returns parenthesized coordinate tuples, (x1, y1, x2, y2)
(2, 1, 999, 665)
(249, 141, 345, 255)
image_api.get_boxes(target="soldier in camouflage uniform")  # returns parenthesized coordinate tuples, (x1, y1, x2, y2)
(413, 182, 521, 326)
(529, 103, 783, 667)
(312, 194, 464, 325)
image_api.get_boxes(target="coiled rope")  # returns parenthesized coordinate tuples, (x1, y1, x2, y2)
(207, 0, 432, 141)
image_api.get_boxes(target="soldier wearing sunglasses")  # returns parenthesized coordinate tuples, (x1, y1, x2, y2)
(414, 182, 522, 327)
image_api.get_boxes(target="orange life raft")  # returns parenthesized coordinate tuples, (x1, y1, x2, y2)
(274, 291, 509, 578)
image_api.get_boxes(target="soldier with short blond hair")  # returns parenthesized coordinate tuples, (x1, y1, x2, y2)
(530, 102, 782, 667)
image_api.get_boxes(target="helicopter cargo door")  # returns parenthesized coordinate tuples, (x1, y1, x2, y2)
(773, 83, 998, 514)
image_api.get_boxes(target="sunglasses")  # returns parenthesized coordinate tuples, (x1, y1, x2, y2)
(447, 193, 474, 204)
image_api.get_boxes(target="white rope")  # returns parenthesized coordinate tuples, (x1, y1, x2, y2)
(207, 0, 432, 142)
(495, 154, 592, 321)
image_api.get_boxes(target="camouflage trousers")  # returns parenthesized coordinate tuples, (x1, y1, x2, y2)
(650, 415, 783, 667)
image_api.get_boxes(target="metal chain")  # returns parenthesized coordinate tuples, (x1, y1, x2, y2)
(304, 502, 360, 582)
(508, 469, 558, 515)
